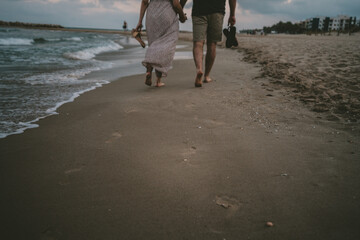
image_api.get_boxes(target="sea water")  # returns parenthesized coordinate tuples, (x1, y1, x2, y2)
(0, 27, 149, 138)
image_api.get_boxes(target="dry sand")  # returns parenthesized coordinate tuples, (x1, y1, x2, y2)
(237, 33, 360, 126)
(0, 36, 359, 240)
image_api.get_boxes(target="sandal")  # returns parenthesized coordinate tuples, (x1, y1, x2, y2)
(132, 29, 146, 48)
(223, 26, 238, 48)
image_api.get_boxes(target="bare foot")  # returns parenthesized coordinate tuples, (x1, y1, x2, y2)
(203, 76, 212, 83)
(155, 82, 165, 87)
(195, 71, 203, 87)
(155, 77, 165, 87)
(145, 72, 152, 86)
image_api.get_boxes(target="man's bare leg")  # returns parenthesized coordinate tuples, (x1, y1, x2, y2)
(204, 41, 216, 83)
(193, 41, 204, 87)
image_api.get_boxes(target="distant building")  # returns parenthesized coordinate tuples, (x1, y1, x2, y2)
(300, 15, 357, 31)
(328, 15, 357, 31)
(303, 17, 328, 31)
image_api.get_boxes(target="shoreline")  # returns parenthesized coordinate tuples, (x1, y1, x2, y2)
(0, 37, 193, 139)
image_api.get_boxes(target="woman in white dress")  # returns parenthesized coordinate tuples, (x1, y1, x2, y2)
(135, 0, 187, 87)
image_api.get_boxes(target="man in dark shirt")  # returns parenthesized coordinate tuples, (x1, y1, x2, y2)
(181, 0, 236, 87)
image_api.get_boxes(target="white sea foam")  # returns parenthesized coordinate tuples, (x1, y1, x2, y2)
(24, 62, 113, 85)
(0, 80, 110, 139)
(174, 51, 193, 60)
(64, 37, 82, 41)
(45, 80, 109, 114)
(63, 41, 123, 60)
(0, 38, 33, 45)
(0, 121, 39, 139)
(46, 38, 62, 42)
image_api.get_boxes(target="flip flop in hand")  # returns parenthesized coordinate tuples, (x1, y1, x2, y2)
(223, 26, 238, 48)
(131, 29, 146, 48)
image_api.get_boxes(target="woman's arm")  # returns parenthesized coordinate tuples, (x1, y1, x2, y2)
(136, 0, 150, 31)
(173, 0, 187, 23)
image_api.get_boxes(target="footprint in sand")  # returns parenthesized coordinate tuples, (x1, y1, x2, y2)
(203, 119, 225, 128)
(105, 131, 123, 144)
(181, 146, 198, 164)
(184, 103, 196, 111)
(124, 109, 137, 114)
(215, 195, 241, 217)
(41, 227, 61, 240)
(64, 167, 83, 175)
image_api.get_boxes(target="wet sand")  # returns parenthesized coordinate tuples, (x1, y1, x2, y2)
(0, 37, 360, 239)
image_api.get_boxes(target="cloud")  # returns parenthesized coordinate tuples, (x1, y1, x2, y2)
(113, 1, 139, 14)
(237, 0, 360, 19)
(0, 0, 359, 30)
(23, 0, 63, 3)
(81, 6, 115, 15)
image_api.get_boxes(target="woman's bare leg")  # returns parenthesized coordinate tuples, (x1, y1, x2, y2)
(145, 65, 153, 86)
(155, 70, 165, 87)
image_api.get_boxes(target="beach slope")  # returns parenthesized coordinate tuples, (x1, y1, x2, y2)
(0, 46, 359, 240)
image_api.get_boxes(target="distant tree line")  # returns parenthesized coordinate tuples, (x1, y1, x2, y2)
(263, 21, 306, 34)
(0, 20, 64, 29)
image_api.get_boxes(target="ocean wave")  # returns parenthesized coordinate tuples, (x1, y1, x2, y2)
(46, 38, 62, 42)
(0, 38, 34, 45)
(33, 38, 47, 44)
(63, 41, 123, 60)
(24, 64, 112, 85)
(0, 28, 19, 33)
(33, 37, 82, 44)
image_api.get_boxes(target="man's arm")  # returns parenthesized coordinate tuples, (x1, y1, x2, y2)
(173, 0, 187, 23)
(228, 0, 236, 26)
(180, 0, 187, 9)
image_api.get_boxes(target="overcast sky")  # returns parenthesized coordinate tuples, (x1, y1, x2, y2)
(0, 0, 359, 30)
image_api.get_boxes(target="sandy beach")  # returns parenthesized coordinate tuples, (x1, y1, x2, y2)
(1, 35, 360, 240)
(237, 33, 360, 126)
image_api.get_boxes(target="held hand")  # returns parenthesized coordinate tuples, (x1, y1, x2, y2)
(179, 13, 187, 23)
(135, 22, 143, 32)
(228, 16, 236, 26)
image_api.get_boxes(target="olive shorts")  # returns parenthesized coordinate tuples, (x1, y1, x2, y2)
(192, 13, 224, 42)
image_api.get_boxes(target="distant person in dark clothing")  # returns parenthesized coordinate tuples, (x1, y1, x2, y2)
(123, 21, 128, 31)
(180, 0, 236, 87)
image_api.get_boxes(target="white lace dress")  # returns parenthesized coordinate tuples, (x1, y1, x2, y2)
(142, 0, 179, 77)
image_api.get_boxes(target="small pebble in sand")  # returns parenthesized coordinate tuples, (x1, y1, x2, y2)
(266, 221, 274, 227)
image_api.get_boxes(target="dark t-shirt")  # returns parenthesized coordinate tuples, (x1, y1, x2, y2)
(192, 0, 226, 16)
